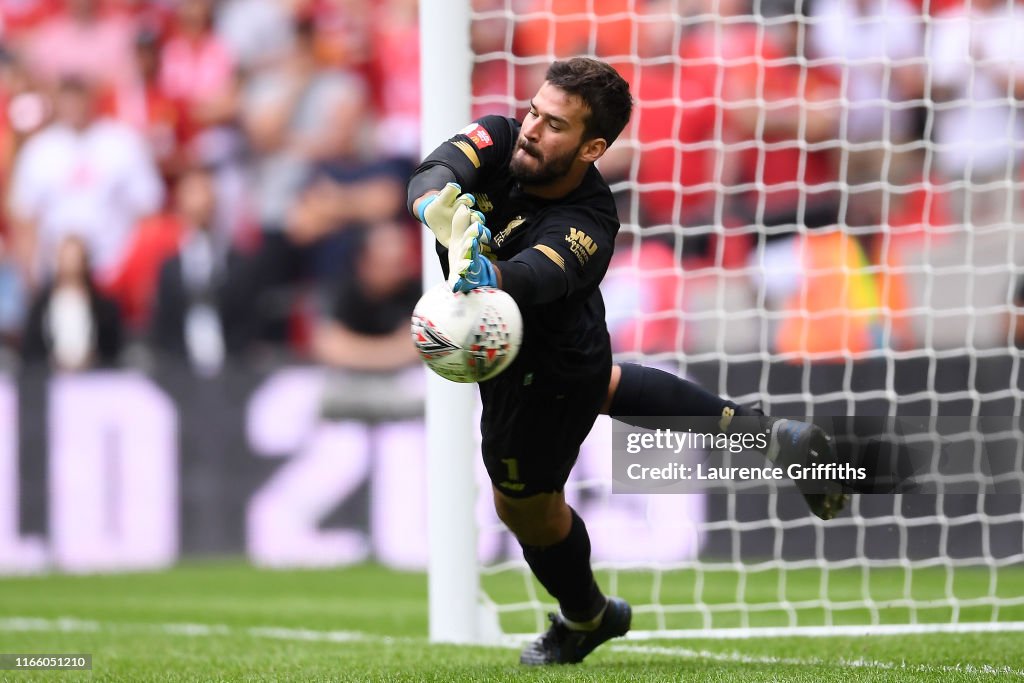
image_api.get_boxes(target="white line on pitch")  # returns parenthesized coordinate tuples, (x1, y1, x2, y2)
(609, 643, 1024, 677)
(1, 616, 1022, 677)
(0, 616, 373, 644)
(620, 621, 1024, 639)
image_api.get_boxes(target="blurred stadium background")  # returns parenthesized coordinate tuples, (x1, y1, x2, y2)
(1, 0, 1024, 678)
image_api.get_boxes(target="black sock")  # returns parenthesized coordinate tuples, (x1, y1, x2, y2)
(609, 363, 763, 436)
(520, 508, 606, 624)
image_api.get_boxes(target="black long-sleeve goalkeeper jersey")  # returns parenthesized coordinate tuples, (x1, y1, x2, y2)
(411, 115, 619, 386)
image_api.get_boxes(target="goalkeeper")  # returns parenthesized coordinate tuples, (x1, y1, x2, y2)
(408, 57, 846, 666)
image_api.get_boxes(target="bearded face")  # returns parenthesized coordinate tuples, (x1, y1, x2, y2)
(508, 82, 596, 188)
(509, 136, 584, 186)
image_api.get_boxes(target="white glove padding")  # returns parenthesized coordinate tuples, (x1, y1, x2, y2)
(447, 204, 494, 291)
(416, 182, 475, 248)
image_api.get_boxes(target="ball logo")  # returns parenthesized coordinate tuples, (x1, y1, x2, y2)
(410, 315, 459, 360)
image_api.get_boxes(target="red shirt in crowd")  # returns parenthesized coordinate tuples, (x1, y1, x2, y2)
(679, 24, 839, 222)
(159, 30, 234, 143)
(0, 0, 60, 38)
(633, 64, 719, 226)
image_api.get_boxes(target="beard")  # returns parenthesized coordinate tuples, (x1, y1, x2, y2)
(509, 138, 581, 186)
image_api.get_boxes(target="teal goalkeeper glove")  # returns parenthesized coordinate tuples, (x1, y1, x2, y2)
(416, 182, 475, 248)
(448, 204, 496, 293)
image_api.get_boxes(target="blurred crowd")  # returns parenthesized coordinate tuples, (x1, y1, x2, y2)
(0, 0, 1021, 375)
(0, 0, 423, 375)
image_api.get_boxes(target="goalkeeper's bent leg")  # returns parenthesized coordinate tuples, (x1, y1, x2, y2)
(495, 489, 632, 665)
(605, 363, 760, 431)
(493, 489, 606, 624)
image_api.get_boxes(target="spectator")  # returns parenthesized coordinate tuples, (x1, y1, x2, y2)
(104, 209, 184, 333)
(22, 0, 136, 89)
(928, 0, 1024, 227)
(235, 14, 372, 345)
(7, 75, 164, 287)
(149, 165, 245, 375)
(773, 230, 883, 358)
(311, 221, 420, 371)
(809, 0, 924, 148)
(809, 0, 925, 225)
(632, 0, 722, 247)
(870, 147, 955, 351)
(666, 0, 792, 258)
(918, 0, 1024, 350)
(114, 28, 185, 178)
(160, 0, 249, 243)
(369, 0, 419, 158)
(722, 6, 842, 233)
(232, 155, 411, 347)
(602, 238, 683, 355)
(21, 234, 122, 369)
(242, 16, 367, 240)
(308, 0, 374, 72)
(285, 157, 410, 259)
(215, 0, 296, 72)
(160, 0, 237, 143)
(677, 3, 845, 341)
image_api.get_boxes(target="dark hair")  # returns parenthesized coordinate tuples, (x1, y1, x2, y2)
(544, 57, 633, 146)
(56, 73, 92, 95)
(135, 27, 162, 49)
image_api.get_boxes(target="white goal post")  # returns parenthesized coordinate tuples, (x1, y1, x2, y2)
(419, 0, 480, 644)
(422, 0, 1024, 644)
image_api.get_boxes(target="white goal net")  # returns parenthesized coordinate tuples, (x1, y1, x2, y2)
(427, 0, 1024, 641)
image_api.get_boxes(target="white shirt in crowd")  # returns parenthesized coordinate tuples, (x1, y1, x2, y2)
(8, 118, 165, 280)
(809, 0, 924, 144)
(215, 0, 295, 71)
(928, 2, 1024, 180)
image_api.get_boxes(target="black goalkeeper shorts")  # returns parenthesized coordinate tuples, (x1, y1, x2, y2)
(479, 364, 611, 498)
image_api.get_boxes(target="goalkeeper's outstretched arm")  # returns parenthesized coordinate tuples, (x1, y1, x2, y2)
(408, 117, 511, 289)
(407, 116, 516, 244)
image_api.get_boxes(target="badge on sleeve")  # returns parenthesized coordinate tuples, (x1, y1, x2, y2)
(459, 123, 493, 149)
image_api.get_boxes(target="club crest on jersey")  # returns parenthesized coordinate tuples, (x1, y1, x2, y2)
(493, 215, 527, 247)
(410, 315, 459, 360)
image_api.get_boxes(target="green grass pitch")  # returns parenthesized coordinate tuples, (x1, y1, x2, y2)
(1, 562, 1023, 682)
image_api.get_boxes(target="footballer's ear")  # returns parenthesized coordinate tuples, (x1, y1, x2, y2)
(579, 137, 607, 164)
